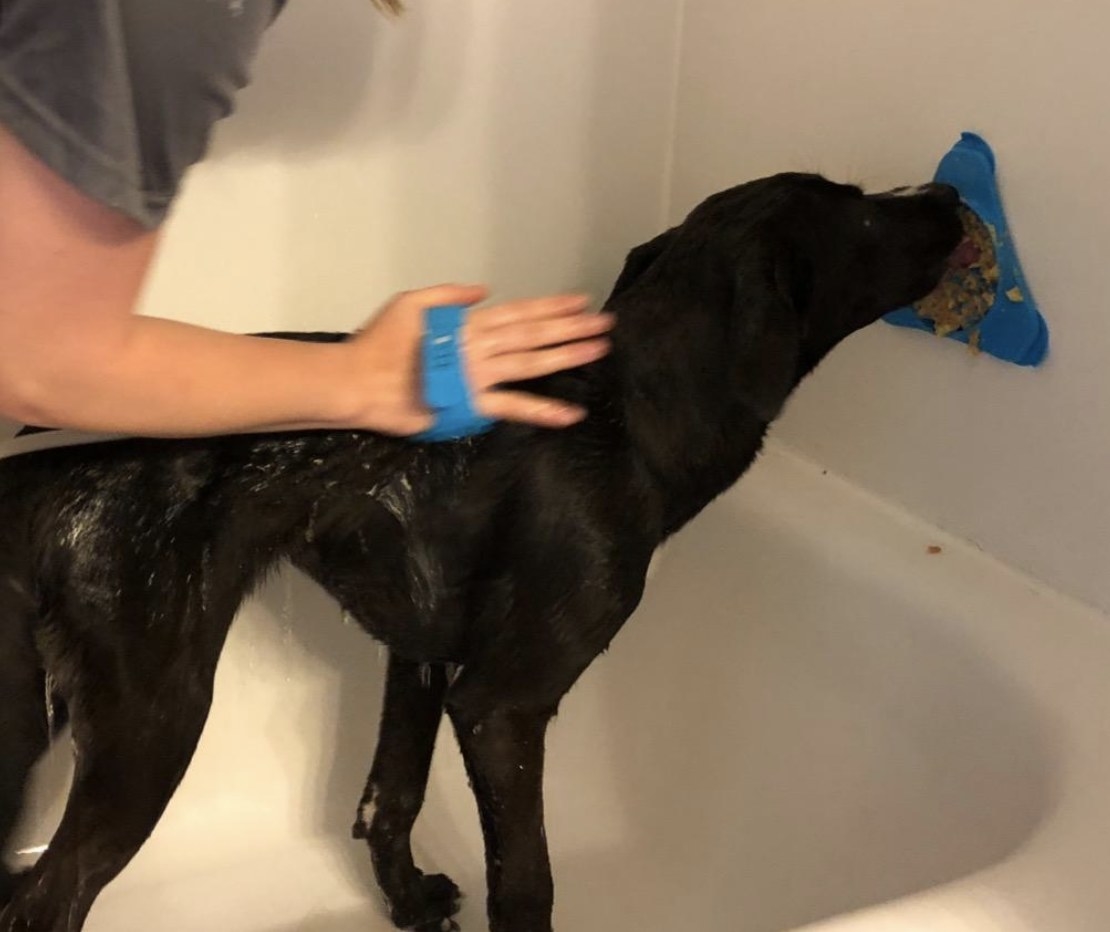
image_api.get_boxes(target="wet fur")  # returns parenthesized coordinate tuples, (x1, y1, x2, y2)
(0, 174, 963, 932)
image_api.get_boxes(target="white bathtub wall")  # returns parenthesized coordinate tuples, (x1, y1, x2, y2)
(669, 0, 1110, 615)
(140, 0, 683, 332)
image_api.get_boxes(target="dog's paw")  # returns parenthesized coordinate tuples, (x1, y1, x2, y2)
(390, 871, 462, 931)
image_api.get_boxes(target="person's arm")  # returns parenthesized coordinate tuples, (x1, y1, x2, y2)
(0, 126, 612, 437)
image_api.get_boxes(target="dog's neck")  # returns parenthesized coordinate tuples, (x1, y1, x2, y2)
(606, 303, 803, 539)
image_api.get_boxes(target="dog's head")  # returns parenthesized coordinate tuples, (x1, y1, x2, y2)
(608, 172, 967, 419)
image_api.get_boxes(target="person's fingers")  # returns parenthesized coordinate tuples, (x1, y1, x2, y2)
(468, 311, 614, 356)
(471, 338, 610, 388)
(475, 389, 586, 428)
(470, 293, 591, 330)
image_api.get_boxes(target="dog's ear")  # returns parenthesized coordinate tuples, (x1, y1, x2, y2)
(606, 228, 678, 304)
(772, 245, 815, 329)
(728, 254, 805, 422)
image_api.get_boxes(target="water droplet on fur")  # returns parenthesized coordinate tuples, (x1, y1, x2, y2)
(341, 610, 355, 626)
(201, 545, 214, 614)
(419, 663, 432, 688)
(472, 723, 483, 736)
(377, 643, 388, 663)
(305, 500, 320, 543)
(44, 673, 57, 741)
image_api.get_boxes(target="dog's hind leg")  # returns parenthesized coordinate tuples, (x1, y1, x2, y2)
(0, 625, 227, 932)
(354, 655, 459, 932)
(0, 594, 52, 910)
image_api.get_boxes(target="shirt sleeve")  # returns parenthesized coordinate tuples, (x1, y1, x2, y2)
(0, 0, 284, 228)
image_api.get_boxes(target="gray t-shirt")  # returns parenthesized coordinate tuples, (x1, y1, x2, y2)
(0, 0, 285, 228)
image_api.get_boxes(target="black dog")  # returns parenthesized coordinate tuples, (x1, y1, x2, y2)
(0, 173, 965, 932)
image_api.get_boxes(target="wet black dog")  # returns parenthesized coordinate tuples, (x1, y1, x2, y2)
(0, 174, 965, 932)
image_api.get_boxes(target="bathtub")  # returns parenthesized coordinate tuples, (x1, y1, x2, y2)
(9, 441, 1107, 931)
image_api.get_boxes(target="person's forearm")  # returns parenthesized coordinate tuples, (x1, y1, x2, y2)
(0, 316, 366, 435)
(0, 126, 612, 440)
(0, 123, 375, 437)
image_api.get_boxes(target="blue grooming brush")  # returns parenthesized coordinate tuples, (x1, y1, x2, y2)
(415, 304, 496, 442)
(883, 132, 1048, 366)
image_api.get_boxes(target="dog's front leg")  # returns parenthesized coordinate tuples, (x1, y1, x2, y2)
(438, 559, 647, 932)
(446, 684, 555, 932)
(354, 655, 460, 932)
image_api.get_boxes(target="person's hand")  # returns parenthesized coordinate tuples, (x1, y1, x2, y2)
(345, 284, 614, 436)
